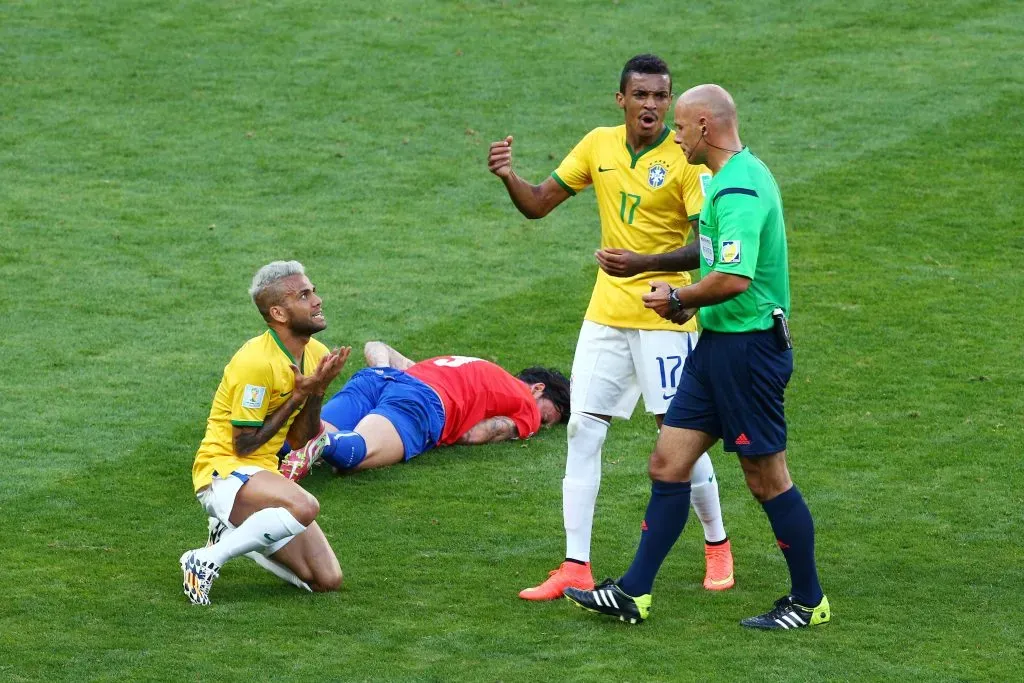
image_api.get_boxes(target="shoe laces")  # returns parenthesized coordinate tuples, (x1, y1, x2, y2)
(765, 595, 796, 618)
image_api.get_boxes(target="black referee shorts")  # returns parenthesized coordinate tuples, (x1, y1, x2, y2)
(663, 329, 793, 457)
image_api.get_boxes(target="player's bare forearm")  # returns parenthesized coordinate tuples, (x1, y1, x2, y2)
(233, 396, 304, 456)
(502, 173, 568, 219)
(596, 222, 700, 278)
(286, 393, 324, 447)
(455, 416, 519, 445)
(363, 341, 415, 370)
(651, 219, 701, 271)
(648, 242, 700, 272)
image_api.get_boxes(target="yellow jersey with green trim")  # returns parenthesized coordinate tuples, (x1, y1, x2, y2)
(191, 329, 330, 492)
(552, 125, 711, 331)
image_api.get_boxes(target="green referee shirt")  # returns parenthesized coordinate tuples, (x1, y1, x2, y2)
(697, 148, 790, 332)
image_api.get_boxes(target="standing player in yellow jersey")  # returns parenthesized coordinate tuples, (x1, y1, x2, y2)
(180, 260, 349, 605)
(487, 54, 734, 600)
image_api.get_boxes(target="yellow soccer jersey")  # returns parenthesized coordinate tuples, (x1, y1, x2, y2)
(191, 329, 330, 492)
(552, 125, 711, 331)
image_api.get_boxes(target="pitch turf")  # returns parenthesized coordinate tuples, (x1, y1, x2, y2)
(2, 1, 1022, 680)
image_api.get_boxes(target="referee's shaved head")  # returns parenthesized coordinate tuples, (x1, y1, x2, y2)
(672, 83, 743, 168)
(678, 84, 737, 126)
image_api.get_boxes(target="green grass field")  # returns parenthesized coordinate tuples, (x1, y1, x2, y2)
(2, 0, 1023, 680)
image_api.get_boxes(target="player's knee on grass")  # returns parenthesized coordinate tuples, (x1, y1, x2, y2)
(305, 560, 343, 593)
(317, 565, 343, 592)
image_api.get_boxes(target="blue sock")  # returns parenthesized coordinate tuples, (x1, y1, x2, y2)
(618, 480, 691, 597)
(761, 486, 823, 606)
(320, 431, 367, 470)
(277, 442, 292, 458)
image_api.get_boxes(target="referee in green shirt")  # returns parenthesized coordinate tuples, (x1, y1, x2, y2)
(565, 84, 829, 630)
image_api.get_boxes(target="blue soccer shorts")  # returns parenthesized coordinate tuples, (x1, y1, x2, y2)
(320, 367, 445, 460)
(663, 330, 793, 457)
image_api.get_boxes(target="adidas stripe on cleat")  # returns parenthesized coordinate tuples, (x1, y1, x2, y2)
(740, 594, 831, 630)
(563, 579, 651, 624)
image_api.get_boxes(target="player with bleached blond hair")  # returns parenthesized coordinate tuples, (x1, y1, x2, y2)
(180, 260, 349, 605)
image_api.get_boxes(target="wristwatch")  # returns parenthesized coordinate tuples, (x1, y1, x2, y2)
(668, 287, 683, 313)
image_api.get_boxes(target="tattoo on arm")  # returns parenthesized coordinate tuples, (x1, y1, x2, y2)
(455, 416, 519, 445)
(233, 396, 303, 455)
(651, 222, 701, 272)
(286, 393, 323, 448)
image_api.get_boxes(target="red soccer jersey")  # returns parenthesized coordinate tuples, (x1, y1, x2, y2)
(405, 356, 541, 446)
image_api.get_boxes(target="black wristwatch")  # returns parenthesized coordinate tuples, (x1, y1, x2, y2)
(668, 287, 683, 313)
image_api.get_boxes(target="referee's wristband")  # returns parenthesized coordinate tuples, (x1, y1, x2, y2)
(669, 287, 684, 313)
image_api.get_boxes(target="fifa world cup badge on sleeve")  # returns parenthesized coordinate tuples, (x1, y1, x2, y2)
(242, 385, 267, 409)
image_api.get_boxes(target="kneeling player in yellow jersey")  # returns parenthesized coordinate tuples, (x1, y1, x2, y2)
(488, 54, 734, 600)
(181, 261, 349, 605)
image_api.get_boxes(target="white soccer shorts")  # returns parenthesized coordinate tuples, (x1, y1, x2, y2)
(195, 465, 294, 556)
(570, 320, 699, 419)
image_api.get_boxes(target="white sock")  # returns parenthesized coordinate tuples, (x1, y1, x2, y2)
(199, 507, 307, 567)
(689, 453, 727, 543)
(245, 552, 312, 592)
(563, 413, 609, 563)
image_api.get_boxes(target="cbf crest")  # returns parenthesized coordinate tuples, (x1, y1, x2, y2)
(647, 163, 668, 189)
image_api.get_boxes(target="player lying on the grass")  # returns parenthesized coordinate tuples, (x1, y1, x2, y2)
(181, 260, 349, 605)
(278, 341, 570, 480)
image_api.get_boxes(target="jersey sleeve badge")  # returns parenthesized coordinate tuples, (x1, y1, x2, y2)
(721, 240, 741, 264)
(699, 173, 712, 196)
(241, 384, 267, 409)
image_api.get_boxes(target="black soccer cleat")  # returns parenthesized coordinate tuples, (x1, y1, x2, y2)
(741, 594, 831, 630)
(563, 578, 652, 624)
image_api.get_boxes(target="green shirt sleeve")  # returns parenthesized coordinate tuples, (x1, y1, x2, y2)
(710, 189, 762, 280)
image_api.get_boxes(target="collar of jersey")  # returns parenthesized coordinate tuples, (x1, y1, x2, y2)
(268, 328, 300, 367)
(624, 126, 670, 168)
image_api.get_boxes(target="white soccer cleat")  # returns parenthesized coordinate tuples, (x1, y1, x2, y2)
(279, 423, 331, 482)
(180, 549, 220, 605)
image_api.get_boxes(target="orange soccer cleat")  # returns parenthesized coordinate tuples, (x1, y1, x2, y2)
(703, 539, 735, 591)
(519, 560, 595, 601)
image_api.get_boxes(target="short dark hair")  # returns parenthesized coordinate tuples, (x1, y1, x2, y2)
(517, 367, 570, 424)
(619, 53, 671, 94)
